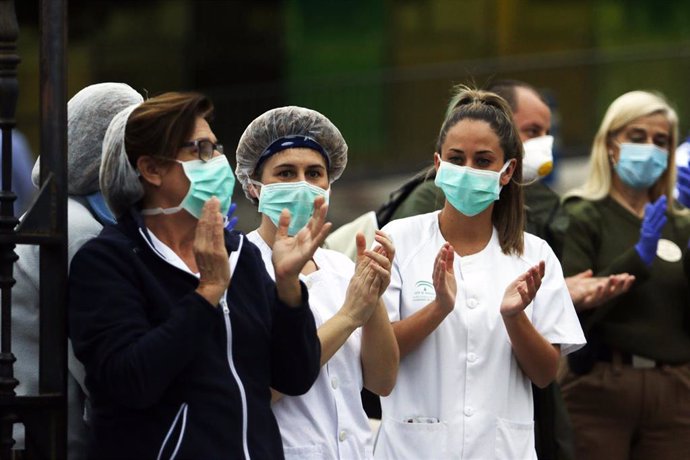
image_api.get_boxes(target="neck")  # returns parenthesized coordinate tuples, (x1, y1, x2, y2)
(256, 215, 278, 248)
(438, 201, 494, 256)
(144, 211, 197, 255)
(609, 176, 650, 217)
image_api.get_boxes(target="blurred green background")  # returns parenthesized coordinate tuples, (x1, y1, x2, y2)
(13, 0, 690, 228)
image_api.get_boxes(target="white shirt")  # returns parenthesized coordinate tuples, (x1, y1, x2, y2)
(247, 231, 373, 460)
(374, 212, 585, 460)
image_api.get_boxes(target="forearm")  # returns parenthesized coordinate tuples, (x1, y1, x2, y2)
(361, 300, 399, 396)
(502, 312, 559, 388)
(392, 300, 448, 358)
(317, 313, 359, 366)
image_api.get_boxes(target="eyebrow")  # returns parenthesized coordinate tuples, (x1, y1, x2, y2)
(272, 163, 327, 169)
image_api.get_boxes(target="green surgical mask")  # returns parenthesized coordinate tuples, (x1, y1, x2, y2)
(254, 180, 329, 236)
(142, 155, 235, 220)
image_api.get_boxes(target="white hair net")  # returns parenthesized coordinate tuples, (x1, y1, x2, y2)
(99, 105, 144, 218)
(235, 106, 348, 203)
(31, 82, 143, 195)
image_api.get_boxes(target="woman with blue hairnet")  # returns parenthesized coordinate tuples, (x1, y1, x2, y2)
(12, 82, 142, 459)
(68, 92, 325, 459)
(236, 106, 399, 459)
(560, 90, 690, 459)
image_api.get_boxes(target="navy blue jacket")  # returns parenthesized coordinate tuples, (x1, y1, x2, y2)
(68, 211, 321, 459)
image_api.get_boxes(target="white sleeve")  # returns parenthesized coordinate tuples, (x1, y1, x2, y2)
(530, 241, 586, 356)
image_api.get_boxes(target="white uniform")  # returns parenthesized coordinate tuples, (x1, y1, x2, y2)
(374, 212, 585, 460)
(247, 231, 373, 460)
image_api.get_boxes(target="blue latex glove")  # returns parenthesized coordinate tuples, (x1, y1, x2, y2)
(635, 195, 667, 266)
(677, 162, 690, 208)
(224, 202, 238, 230)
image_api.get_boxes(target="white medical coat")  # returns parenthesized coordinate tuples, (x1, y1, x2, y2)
(247, 231, 373, 459)
(374, 212, 585, 460)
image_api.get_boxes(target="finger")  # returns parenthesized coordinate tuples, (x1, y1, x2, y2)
(574, 269, 593, 279)
(374, 231, 395, 262)
(538, 260, 546, 279)
(276, 208, 292, 239)
(524, 269, 537, 299)
(309, 196, 327, 233)
(355, 232, 366, 260)
(310, 221, 333, 250)
(363, 249, 391, 271)
(517, 283, 532, 306)
(444, 246, 455, 274)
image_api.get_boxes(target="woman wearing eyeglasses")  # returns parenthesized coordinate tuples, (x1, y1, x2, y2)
(68, 92, 327, 459)
(235, 106, 399, 459)
(372, 87, 584, 460)
(560, 90, 690, 459)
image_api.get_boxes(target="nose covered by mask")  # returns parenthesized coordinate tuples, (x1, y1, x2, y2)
(434, 155, 512, 216)
(254, 180, 330, 236)
(522, 135, 554, 182)
(613, 143, 668, 189)
(141, 155, 235, 220)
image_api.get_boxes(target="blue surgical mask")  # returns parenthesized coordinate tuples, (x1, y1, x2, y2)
(614, 143, 668, 189)
(255, 181, 329, 236)
(434, 156, 511, 216)
(142, 155, 235, 220)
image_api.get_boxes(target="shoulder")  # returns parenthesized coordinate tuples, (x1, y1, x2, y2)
(562, 196, 601, 217)
(382, 211, 438, 240)
(67, 198, 103, 241)
(382, 212, 440, 264)
(522, 232, 557, 261)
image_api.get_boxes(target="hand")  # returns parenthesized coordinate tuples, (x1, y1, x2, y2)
(677, 162, 690, 208)
(272, 195, 333, 281)
(635, 195, 667, 266)
(501, 261, 545, 317)
(194, 197, 231, 306)
(433, 243, 457, 315)
(224, 202, 238, 230)
(566, 270, 636, 311)
(340, 241, 384, 328)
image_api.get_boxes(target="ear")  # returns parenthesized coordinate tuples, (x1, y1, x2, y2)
(433, 152, 441, 172)
(136, 156, 168, 187)
(500, 159, 516, 186)
(248, 182, 260, 200)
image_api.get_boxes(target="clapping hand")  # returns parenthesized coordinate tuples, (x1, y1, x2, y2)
(272, 195, 332, 282)
(433, 243, 457, 315)
(566, 270, 636, 311)
(500, 261, 545, 317)
(635, 195, 667, 266)
(194, 197, 231, 306)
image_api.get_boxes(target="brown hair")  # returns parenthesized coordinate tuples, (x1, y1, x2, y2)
(124, 92, 214, 166)
(436, 85, 525, 255)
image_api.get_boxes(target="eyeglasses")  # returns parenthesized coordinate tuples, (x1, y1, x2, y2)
(181, 139, 224, 162)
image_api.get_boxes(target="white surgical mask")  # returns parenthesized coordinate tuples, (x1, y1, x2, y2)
(522, 135, 554, 182)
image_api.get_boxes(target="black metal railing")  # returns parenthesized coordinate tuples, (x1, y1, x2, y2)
(0, 0, 67, 458)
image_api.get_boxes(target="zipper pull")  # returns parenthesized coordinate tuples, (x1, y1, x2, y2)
(220, 297, 229, 314)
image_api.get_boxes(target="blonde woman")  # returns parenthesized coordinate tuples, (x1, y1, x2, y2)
(560, 90, 690, 459)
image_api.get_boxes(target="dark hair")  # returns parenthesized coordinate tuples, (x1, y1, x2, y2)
(436, 85, 525, 255)
(484, 79, 547, 113)
(125, 92, 214, 166)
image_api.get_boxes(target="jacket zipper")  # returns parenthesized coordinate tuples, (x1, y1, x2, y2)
(157, 402, 188, 460)
(221, 295, 251, 460)
(138, 228, 250, 458)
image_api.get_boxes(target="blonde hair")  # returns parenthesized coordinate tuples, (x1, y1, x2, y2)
(564, 90, 679, 209)
(438, 85, 525, 255)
